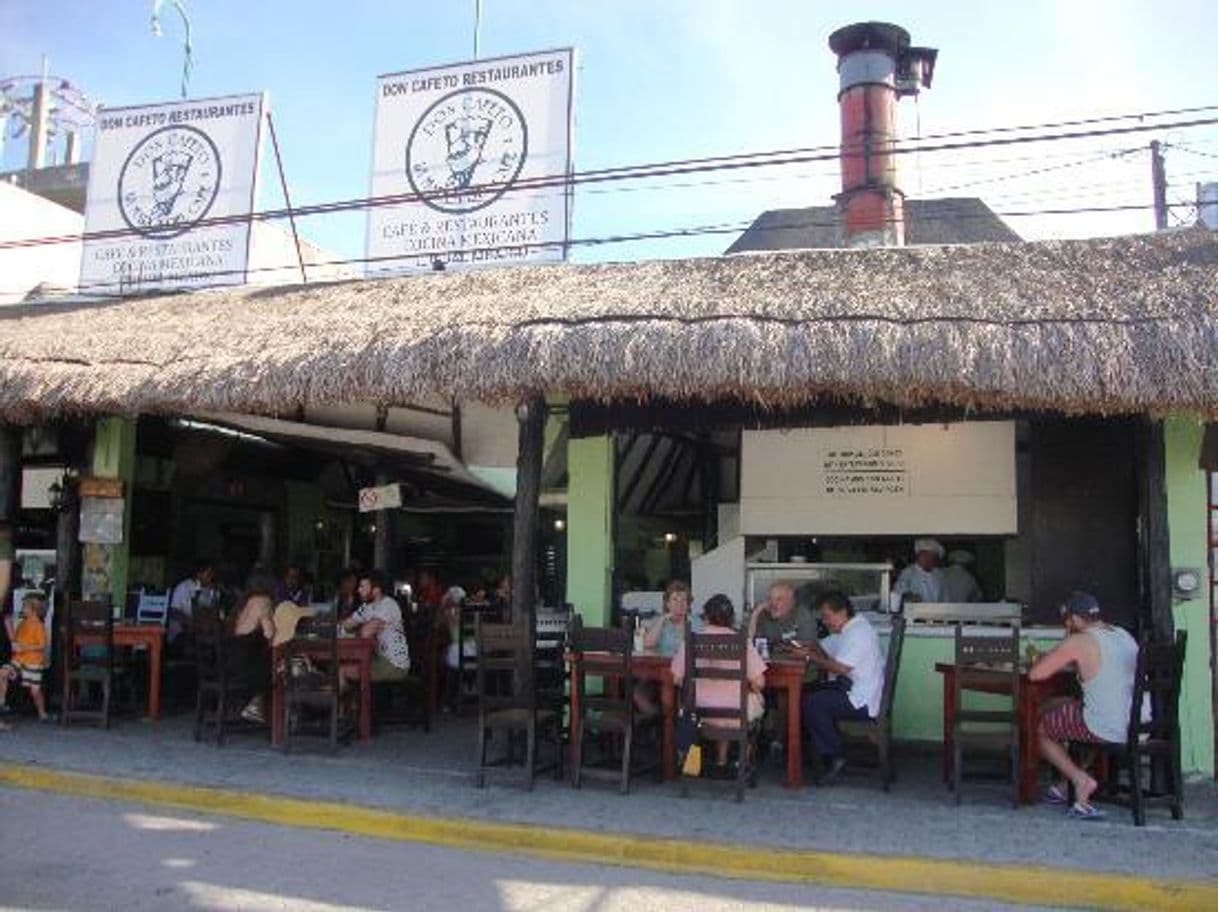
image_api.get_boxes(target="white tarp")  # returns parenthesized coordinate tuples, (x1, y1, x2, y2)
(80, 93, 265, 294)
(368, 48, 574, 275)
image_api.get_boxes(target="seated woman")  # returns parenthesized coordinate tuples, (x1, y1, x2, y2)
(633, 580, 692, 715)
(228, 575, 276, 724)
(670, 593, 767, 774)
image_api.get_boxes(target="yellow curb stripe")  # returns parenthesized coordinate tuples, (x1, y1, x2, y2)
(1, 763, 1213, 910)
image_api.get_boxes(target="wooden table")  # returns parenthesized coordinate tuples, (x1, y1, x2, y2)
(935, 663, 1075, 804)
(570, 650, 809, 788)
(75, 624, 165, 720)
(271, 637, 375, 747)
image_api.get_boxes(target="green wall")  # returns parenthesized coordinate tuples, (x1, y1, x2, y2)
(1165, 417, 1215, 777)
(566, 435, 613, 625)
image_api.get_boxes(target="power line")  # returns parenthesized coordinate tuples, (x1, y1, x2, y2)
(5, 111, 1218, 253)
(6, 198, 1196, 301)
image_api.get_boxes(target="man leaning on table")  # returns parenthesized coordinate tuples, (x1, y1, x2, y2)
(747, 581, 817, 759)
(1029, 590, 1137, 821)
(796, 591, 885, 784)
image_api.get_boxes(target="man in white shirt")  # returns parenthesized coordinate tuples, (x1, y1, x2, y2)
(341, 570, 410, 683)
(167, 559, 216, 645)
(799, 591, 885, 783)
(893, 538, 946, 604)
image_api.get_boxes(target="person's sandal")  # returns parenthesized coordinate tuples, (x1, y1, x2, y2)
(1066, 801, 1106, 821)
(1044, 784, 1069, 805)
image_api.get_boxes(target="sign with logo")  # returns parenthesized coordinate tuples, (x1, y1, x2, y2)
(368, 49, 574, 274)
(358, 483, 402, 513)
(80, 93, 266, 294)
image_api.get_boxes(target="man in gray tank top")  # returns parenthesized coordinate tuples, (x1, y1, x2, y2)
(1028, 591, 1138, 819)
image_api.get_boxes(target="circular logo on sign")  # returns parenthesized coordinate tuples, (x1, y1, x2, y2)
(405, 88, 528, 214)
(118, 125, 222, 239)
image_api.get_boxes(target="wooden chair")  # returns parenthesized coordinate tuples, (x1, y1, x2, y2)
(191, 601, 262, 745)
(838, 615, 908, 790)
(373, 602, 434, 733)
(679, 627, 757, 803)
(474, 618, 564, 790)
(569, 616, 660, 794)
(60, 598, 117, 728)
(951, 622, 1021, 806)
(455, 600, 496, 716)
(135, 591, 170, 626)
(1087, 630, 1186, 826)
(278, 614, 343, 754)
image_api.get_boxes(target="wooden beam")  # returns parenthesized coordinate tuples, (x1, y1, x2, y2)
(1137, 418, 1174, 642)
(451, 402, 463, 461)
(641, 440, 688, 515)
(0, 426, 20, 523)
(618, 432, 661, 511)
(511, 395, 546, 684)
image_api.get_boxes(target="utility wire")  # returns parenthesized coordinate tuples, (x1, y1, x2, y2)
(6, 198, 1197, 301)
(5, 112, 1218, 253)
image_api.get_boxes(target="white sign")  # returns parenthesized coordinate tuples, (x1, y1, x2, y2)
(358, 483, 402, 513)
(740, 422, 1017, 536)
(368, 49, 574, 274)
(80, 93, 266, 294)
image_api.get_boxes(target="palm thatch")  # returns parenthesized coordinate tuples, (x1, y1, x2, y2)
(1, 229, 1217, 421)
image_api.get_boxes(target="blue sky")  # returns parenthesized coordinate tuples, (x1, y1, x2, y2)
(3, 0, 1217, 263)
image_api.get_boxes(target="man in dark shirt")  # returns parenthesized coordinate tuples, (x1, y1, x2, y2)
(747, 581, 817, 647)
(746, 581, 817, 761)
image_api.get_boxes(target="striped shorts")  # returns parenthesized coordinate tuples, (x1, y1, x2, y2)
(2, 661, 44, 687)
(1039, 698, 1102, 743)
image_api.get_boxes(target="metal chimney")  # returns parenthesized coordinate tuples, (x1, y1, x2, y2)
(829, 22, 936, 248)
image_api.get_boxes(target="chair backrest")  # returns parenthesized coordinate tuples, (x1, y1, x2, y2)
(953, 622, 1020, 711)
(1126, 629, 1186, 746)
(63, 598, 114, 669)
(193, 601, 228, 684)
(571, 614, 632, 674)
(280, 613, 340, 692)
(876, 615, 907, 729)
(475, 618, 530, 712)
(136, 591, 171, 627)
(683, 627, 749, 725)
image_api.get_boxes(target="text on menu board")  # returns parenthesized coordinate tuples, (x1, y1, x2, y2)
(823, 447, 908, 496)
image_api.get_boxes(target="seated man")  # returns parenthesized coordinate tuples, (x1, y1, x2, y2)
(341, 570, 410, 686)
(747, 581, 816, 647)
(747, 581, 817, 757)
(799, 591, 885, 783)
(1030, 590, 1137, 820)
(167, 559, 216, 648)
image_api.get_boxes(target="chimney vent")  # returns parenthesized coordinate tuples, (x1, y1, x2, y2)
(829, 22, 937, 248)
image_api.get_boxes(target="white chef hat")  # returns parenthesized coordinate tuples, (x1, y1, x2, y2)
(914, 538, 945, 558)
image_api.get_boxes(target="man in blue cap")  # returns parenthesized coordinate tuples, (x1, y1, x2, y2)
(1029, 590, 1138, 819)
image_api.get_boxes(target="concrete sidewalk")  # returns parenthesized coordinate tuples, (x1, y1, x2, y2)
(1, 713, 1215, 887)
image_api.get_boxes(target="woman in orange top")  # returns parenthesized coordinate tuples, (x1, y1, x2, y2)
(1, 591, 51, 722)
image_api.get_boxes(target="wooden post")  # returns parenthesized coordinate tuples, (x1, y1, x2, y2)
(54, 477, 80, 604)
(1138, 418, 1174, 642)
(512, 396, 546, 685)
(373, 470, 393, 573)
(0, 426, 20, 523)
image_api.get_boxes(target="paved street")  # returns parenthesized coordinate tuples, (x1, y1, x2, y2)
(2, 717, 1215, 884)
(2, 787, 1046, 911)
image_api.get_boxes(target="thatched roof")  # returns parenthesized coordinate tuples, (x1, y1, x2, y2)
(1, 229, 1217, 421)
(725, 197, 1021, 253)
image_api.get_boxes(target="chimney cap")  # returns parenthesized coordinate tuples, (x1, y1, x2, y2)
(828, 21, 910, 59)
